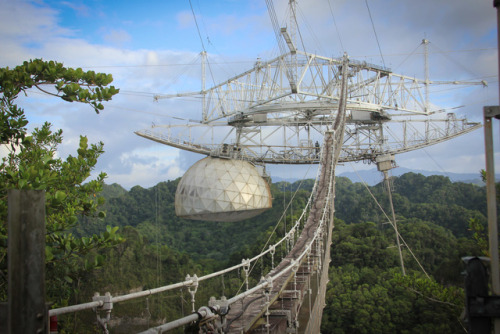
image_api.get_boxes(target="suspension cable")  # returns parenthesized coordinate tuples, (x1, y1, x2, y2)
(365, 0, 386, 68)
(327, 0, 345, 53)
(349, 162, 430, 278)
(49, 122, 337, 329)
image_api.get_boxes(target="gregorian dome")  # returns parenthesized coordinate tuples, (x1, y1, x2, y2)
(175, 157, 272, 222)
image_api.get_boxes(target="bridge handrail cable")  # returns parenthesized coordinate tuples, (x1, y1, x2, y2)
(142, 154, 335, 333)
(48, 138, 328, 318)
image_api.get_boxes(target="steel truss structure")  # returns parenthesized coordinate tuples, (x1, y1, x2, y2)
(136, 49, 484, 165)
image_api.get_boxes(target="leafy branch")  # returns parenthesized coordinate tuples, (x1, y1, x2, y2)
(0, 59, 119, 147)
(0, 59, 122, 306)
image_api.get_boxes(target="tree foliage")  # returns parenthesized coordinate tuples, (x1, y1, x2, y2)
(321, 219, 473, 333)
(45, 172, 490, 332)
(0, 59, 121, 305)
(1, 59, 118, 147)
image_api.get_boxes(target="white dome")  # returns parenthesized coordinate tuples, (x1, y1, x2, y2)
(175, 157, 272, 222)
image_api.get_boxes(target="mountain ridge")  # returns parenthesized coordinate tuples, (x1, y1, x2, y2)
(270, 167, 492, 186)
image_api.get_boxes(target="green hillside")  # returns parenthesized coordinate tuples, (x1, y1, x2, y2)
(63, 172, 487, 333)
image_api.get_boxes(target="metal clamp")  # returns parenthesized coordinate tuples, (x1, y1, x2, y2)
(269, 245, 276, 269)
(92, 292, 113, 334)
(186, 274, 199, 313)
(484, 106, 500, 119)
(242, 259, 251, 291)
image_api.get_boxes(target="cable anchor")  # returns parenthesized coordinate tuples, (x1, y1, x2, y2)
(186, 274, 199, 313)
(261, 276, 273, 334)
(92, 292, 113, 334)
(292, 260, 299, 299)
(242, 258, 251, 291)
(269, 245, 276, 269)
(289, 228, 296, 248)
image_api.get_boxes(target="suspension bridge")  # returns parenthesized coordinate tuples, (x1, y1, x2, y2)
(48, 98, 344, 334)
(47, 54, 349, 332)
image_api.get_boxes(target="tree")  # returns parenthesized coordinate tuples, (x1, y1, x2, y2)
(0, 59, 122, 305)
(1, 59, 118, 147)
(322, 218, 467, 333)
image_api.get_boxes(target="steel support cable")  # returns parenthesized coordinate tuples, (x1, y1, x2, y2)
(230, 161, 321, 297)
(291, 4, 308, 55)
(348, 162, 430, 278)
(327, 0, 345, 53)
(155, 180, 161, 290)
(265, 0, 286, 55)
(265, 0, 297, 91)
(138, 308, 210, 334)
(49, 280, 196, 317)
(229, 141, 327, 288)
(393, 42, 423, 71)
(189, 0, 205, 52)
(162, 55, 204, 97)
(266, 1, 290, 95)
(226, 212, 330, 307)
(284, 182, 287, 252)
(239, 160, 319, 272)
(295, 6, 325, 57)
(364, 0, 386, 68)
(430, 42, 484, 80)
(48, 300, 105, 317)
(188, 0, 220, 120)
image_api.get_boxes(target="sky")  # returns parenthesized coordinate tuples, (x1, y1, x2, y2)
(0, 0, 498, 189)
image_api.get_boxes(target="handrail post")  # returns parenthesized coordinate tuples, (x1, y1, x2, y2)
(8, 190, 46, 334)
(484, 105, 500, 334)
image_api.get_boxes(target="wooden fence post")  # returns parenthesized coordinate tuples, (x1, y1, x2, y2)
(8, 189, 46, 334)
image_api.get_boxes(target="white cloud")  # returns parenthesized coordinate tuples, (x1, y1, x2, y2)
(60, 1, 90, 17)
(1, 0, 498, 189)
(107, 146, 183, 189)
(176, 11, 194, 29)
(0, 1, 71, 41)
(103, 29, 132, 47)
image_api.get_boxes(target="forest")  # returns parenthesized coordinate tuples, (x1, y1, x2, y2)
(0, 60, 490, 333)
(47, 171, 487, 333)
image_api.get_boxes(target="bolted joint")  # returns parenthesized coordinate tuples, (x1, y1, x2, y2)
(197, 306, 215, 320)
(209, 296, 230, 316)
(242, 258, 251, 272)
(186, 274, 199, 313)
(484, 106, 500, 119)
(269, 245, 275, 255)
(92, 292, 113, 312)
(265, 275, 274, 291)
(186, 274, 199, 294)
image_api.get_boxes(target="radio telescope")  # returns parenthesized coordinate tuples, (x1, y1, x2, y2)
(135, 1, 485, 222)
